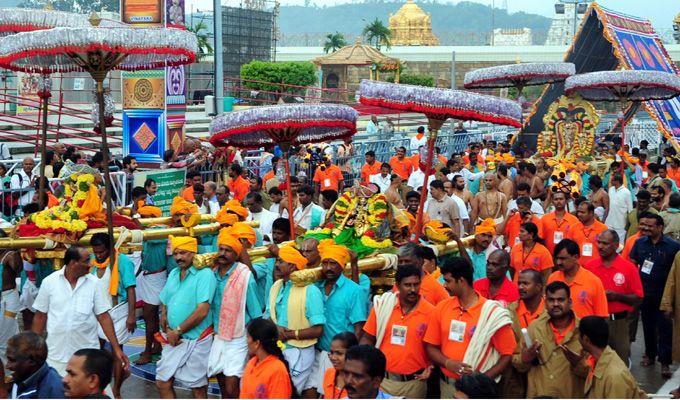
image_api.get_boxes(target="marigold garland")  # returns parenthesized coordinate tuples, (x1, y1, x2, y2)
(29, 173, 95, 233)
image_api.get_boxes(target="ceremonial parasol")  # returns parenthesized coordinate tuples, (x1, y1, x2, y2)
(565, 70, 680, 174)
(358, 79, 522, 239)
(0, 16, 197, 257)
(464, 62, 576, 95)
(209, 104, 358, 237)
(464, 62, 576, 144)
(0, 9, 122, 206)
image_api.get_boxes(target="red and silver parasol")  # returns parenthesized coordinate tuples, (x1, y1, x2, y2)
(0, 9, 123, 206)
(565, 70, 680, 174)
(0, 17, 197, 256)
(464, 62, 576, 93)
(359, 79, 522, 239)
(209, 104, 358, 237)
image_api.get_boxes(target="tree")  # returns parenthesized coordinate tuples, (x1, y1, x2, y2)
(362, 18, 391, 50)
(240, 61, 316, 101)
(188, 22, 213, 61)
(387, 73, 434, 87)
(18, 0, 119, 14)
(323, 32, 347, 53)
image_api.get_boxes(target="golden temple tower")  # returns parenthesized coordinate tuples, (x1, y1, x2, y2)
(388, 0, 439, 46)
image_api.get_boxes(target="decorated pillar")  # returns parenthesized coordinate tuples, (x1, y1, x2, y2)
(120, 0, 187, 164)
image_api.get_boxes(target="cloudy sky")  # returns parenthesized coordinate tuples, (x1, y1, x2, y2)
(187, 0, 674, 32)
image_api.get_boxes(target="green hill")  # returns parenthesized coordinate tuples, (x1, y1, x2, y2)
(279, 0, 552, 46)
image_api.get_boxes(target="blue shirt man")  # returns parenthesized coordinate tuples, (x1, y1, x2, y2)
(253, 257, 275, 308)
(630, 233, 680, 298)
(265, 279, 326, 334)
(212, 262, 262, 330)
(315, 274, 367, 351)
(160, 265, 216, 339)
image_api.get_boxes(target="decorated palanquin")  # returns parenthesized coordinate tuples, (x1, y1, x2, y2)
(537, 94, 599, 160)
(16, 173, 140, 240)
(305, 184, 397, 258)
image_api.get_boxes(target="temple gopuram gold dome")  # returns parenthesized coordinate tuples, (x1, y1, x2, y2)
(388, 0, 439, 46)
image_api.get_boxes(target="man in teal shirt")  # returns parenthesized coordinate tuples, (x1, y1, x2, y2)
(264, 246, 325, 397)
(89, 233, 136, 399)
(156, 236, 216, 399)
(208, 231, 262, 398)
(253, 217, 291, 307)
(310, 242, 367, 396)
(135, 237, 168, 366)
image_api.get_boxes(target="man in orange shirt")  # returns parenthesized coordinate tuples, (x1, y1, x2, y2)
(568, 201, 608, 266)
(361, 265, 434, 398)
(389, 147, 413, 181)
(621, 232, 640, 262)
(501, 196, 543, 247)
(313, 157, 344, 197)
(262, 156, 279, 188)
(180, 171, 203, 201)
(424, 257, 516, 398)
(548, 239, 609, 319)
(397, 243, 448, 306)
(668, 157, 680, 188)
(227, 164, 250, 202)
(541, 191, 580, 254)
(361, 151, 382, 185)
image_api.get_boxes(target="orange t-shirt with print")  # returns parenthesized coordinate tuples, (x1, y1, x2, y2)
(313, 164, 344, 191)
(547, 267, 609, 319)
(540, 212, 580, 254)
(361, 162, 382, 184)
(509, 242, 554, 283)
(389, 156, 413, 180)
(364, 297, 435, 375)
(423, 294, 516, 378)
(240, 355, 292, 399)
(567, 220, 608, 266)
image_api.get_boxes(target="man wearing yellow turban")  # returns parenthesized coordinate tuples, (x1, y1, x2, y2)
(216, 199, 249, 226)
(170, 196, 199, 226)
(224, 222, 257, 249)
(209, 231, 262, 397)
(156, 235, 217, 398)
(132, 187, 162, 218)
(313, 241, 367, 393)
(266, 245, 325, 396)
(217, 229, 243, 257)
(461, 218, 502, 281)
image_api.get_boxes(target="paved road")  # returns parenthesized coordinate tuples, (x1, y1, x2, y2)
(121, 320, 678, 398)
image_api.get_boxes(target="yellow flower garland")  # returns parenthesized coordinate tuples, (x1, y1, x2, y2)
(30, 173, 94, 233)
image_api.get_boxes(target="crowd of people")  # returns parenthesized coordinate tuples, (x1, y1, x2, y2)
(0, 127, 680, 400)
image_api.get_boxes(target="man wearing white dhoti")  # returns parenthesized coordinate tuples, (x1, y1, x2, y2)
(30, 246, 129, 378)
(89, 232, 137, 399)
(155, 235, 217, 399)
(207, 230, 262, 398)
(0, 245, 22, 372)
(264, 245, 326, 397)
